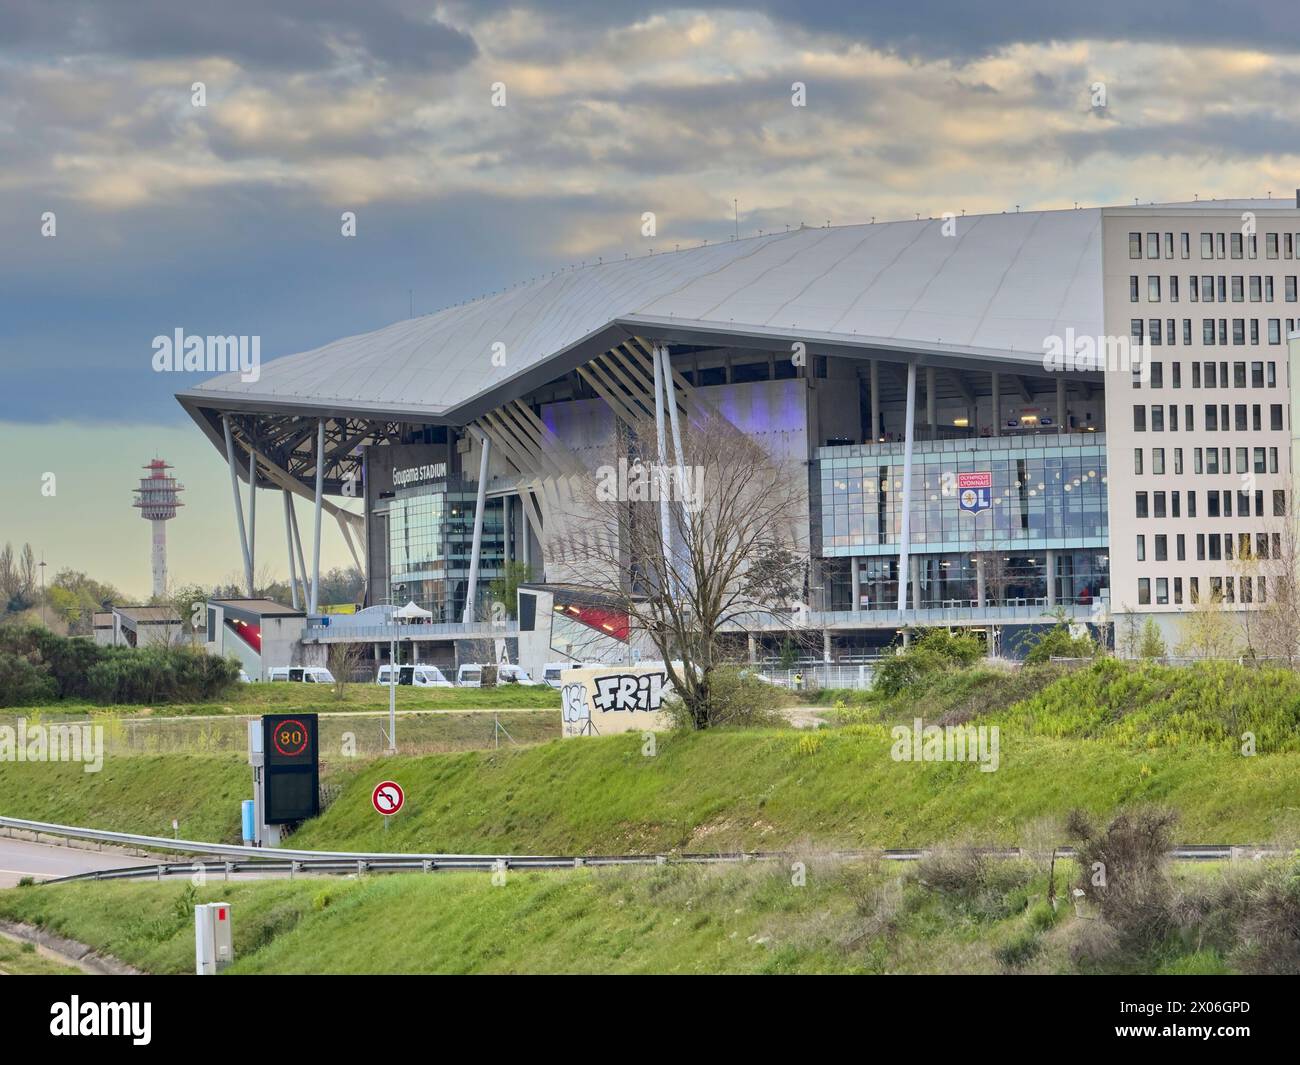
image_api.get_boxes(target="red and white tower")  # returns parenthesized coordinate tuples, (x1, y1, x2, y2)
(133, 459, 184, 598)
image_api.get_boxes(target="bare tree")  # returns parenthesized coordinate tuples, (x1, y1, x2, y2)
(1174, 591, 1239, 660)
(1235, 504, 1300, 663)
(553, 411, 811, 728)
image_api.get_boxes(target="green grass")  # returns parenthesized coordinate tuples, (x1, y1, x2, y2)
(0, 755, 249, 841)
(3, 682, 560, 718)
(290, 727, 1300, 854)
(818, 658, 1300, 754)
(0, 932, 83, 975)
(0, 856, 1283, 974)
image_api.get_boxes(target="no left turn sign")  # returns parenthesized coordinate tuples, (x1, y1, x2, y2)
(371, 780, 404, 816)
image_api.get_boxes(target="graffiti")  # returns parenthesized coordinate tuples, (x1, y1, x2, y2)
(560, 683, 590, 725)
(592, 672, 665, 713)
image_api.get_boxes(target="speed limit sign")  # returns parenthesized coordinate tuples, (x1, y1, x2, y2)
(371, 780, 404, 816)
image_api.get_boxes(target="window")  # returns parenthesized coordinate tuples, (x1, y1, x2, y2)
(1130, 232, 1143, 258)
(1250, 276, 1261, 302)
(1136, 535, 1146, 561)
(1193, 362, 1201, 388)
(1172, 363, 1182, 388)
(1267, 232, 1279, 259)
(1147, 232, 1160, 259)
(1181, 233, 1190, 258)
(1138, 578, 1151, 605)
(1190, 275, 1199, 302)
(1168, 404, 1178, 431)
(1151, 406, 1165, 431)
(1130, 276, 1139, 302)
(1148, 276, 1161, 301)
(1149, 319, 1162, 345)
(1156, 578, 1169, 605)
(1170, 276, 1179, 302)
(1232, 319, 1245, 345)
(1268, 362, 1277, 387)
(1174, 577, 1183, 605)
(1155, 534, 1168, 561)
(1152, 447, 1165, 474)
(1136, 492, 1149, 518)
(1190, 577, 1199, 603)
(1269, 319, 1281, 344)
(1133, 405, 1146, 431)
(1202, 275, 1215, 302)
(1165, 233, 1174, 259)
(1185, 403, 1194, 430)
(1183, 319, 1192, 345)
(1231, 233, 1243, 259)
(1196, 533, 1206, 560)
(1251, 320, 1259, 345)
(1203, 319, 1215, 345)
(1265, 276, 1273, 301)
(1217, 234, 1226, 259)
(1150, 362, 1163, 388)
(1154, 491, 1167, 518)
(1134, 448, 1143, 474)
(1252, 361, 1264, 387)
(1287, 277, 1297, 302)
(1275, 490, 1287, 517)
(1174, 447, 1184, 474)
(1205, 404, 1217, 431)
(1177, 534, 1186, 561)
(1235, 404, 1247, 431)
(1234, 362, 1246, 387)
(1200, 233, 1213, 259)
(1272, 404, 1284, 430)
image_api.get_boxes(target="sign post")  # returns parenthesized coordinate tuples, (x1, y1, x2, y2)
(261, 714, 320, 834)
(371, 779, 404, 831)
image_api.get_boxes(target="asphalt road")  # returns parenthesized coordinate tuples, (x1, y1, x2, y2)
(0, 838, 155, 888)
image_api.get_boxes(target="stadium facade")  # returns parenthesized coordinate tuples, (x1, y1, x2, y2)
(177, 198, 1300, 675)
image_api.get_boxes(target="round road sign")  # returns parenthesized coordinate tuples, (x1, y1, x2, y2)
(371, 780, 404, 816)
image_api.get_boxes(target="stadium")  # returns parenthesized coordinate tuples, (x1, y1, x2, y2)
(176, 198, 1300, 680)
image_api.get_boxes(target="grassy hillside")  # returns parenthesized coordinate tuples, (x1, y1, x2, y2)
(821, 658, 1300, 753)
(2, 854, 1290, 974)
(291, 728, 1300, 853)
(0, 755, 247, 842)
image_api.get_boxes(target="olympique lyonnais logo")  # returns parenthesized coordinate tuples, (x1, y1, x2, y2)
(957, 472, 992, 514)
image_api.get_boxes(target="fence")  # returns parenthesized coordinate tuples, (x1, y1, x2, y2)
(752, 663, 877, 690)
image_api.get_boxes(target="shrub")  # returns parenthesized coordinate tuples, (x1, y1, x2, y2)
(1066, 806, 1178, 964)
(662, 665, 789, 729)
(873, 628, 984, 697)
(1024, 624, 1096, 664)
(0, 649, 58, 706)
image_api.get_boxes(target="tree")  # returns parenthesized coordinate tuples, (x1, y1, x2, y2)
(488, 560, 533, 620)
(327, 641, 367, 698)
(168, 583, 213, 647)
(554, 410, 811, 729)
(1116, 606, 1142, 659)
(1137, 617, 1166, 660)
(1175, 591, 1239, 660)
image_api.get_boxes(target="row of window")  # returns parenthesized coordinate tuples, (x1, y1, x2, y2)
(1132, 403, 1285, 432)
(1134, 446, 1280, 476)
(1135, 489, 1287, 519)
(1130, 318, 1291, 346)
(1138, 531, 1284, 563)
(1137, 360, 1280, 389)
(1137, 574, 1264, 606)
(1130, 274, 1300, 303)
(1129, 231, 1300, 261)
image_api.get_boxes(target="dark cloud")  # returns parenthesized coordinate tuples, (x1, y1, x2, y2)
(1, 0, 477, 73)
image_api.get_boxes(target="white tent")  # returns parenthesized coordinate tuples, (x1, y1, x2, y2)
(393, 600, 432, 620)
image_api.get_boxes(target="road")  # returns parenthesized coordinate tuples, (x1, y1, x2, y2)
(0, 838, 155, 888)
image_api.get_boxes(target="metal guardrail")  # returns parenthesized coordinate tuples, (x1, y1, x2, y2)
(3, 817, 1284, 886)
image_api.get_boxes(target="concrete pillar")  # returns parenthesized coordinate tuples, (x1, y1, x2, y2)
(1056, 378, 1066, 433)
(1045, 549, 1058, 607)
(911, 555, 921, 612)
(823, 630, 832, 664)
(991, 372, 1001, 437)
(222, 415, 254, 597)
(925, 366, 936, 432)
(896, 362, 917, 613)
(850, 556, 861, 612)
(747, 634, 757, 664)
(869, 359, 880, 441)
(976, 555, 986, 609)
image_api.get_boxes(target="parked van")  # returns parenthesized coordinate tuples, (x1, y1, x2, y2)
(456, 664, 483, 687)
(497, 665, 540, 685)
(376, 664, 452, 687)
(540, 662, 599, 688)
(268, 666, 336, 684)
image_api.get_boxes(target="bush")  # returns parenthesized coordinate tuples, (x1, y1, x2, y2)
(0, 649, 58, 706)
(662, 665, 789, 729)
(873, 628, 984, 697)
(1066, 806, 1178, 964)
(1024, 624, 1096, 665)
(0, 626, 240, 706)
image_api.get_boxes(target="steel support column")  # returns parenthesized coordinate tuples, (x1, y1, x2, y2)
(223, 415, 254, 595)
(310, 419, 324, 614)
(282, 490, 300, 610)
(652, 343, 673, 590)
(896, 362, 917, 613)
(463, 432, 491, 623)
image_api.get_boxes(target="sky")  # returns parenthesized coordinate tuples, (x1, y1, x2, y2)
(3, 0, 1300, 597)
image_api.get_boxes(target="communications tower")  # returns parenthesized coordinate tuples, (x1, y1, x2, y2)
(133, 459, 184, 598)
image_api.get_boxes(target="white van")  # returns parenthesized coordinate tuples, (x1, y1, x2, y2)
(268, 666, 337, 684)
(540, 662, 599, 688)
(376, 664, 452, 687)
(456, 664, 483, 687)
(497, 665, 540, 686)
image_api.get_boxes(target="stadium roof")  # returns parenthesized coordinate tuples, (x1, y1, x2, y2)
(176, 198, 1297, 429)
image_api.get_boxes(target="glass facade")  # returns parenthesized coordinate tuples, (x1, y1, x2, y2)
(376, 478, 507, 621)
(817, 435, 1109, 555)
